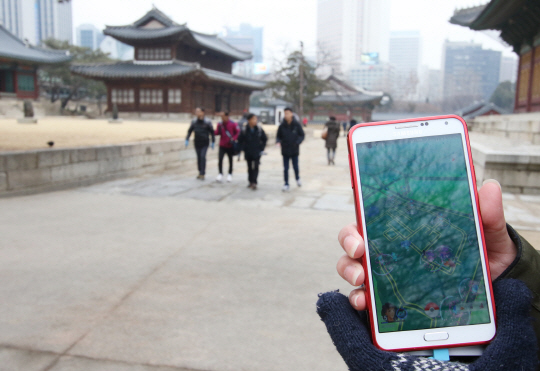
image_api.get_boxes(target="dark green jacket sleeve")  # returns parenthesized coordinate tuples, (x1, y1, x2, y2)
(498, 224, 540, 362)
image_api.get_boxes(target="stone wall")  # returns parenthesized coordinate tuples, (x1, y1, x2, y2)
(471, 141, 540, 195)
(467, 113, 540, 145)
(0, 139, 195, 197)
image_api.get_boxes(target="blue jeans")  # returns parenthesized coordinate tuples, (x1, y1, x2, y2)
(195, 145, 208, 175)
(283, 155, 299, 185)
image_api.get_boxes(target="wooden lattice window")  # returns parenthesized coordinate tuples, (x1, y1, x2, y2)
(140, 89, 163, 105)
(111, 88, 134, 104)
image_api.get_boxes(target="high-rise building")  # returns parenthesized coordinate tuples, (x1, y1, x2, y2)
(221, 23, 263, 77)
(442, 41, 501, 102)
(389, 31, 421, 100)
(389, 31, 421, 74)
(317, 0, 390, 76)
(76, 24, 104, 50)
(0, 0, 72, 45)
(348, 63, 394, 92)
(499, 55, 517, 83)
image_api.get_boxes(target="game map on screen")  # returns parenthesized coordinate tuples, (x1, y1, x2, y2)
(356, 133, 490, 333)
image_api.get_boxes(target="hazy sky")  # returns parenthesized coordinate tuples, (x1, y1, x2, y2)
(72, 0, 515, 70)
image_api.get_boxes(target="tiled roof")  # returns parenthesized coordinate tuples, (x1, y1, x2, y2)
(71, 61, 265, 90)
(103, 7, 251, 61)
(0, 25, 71, 64)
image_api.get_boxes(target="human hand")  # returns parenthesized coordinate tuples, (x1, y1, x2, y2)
(337, 180, 517, 311)
(316, 279, 537, 371)
(184, 139, 189, 148)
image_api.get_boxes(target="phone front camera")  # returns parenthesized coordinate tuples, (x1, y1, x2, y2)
(426, 122, 429, 126)
(421, 123, 424, 126)
(445, 121, 448, 125)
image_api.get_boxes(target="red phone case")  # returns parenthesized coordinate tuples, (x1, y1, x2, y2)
(346, 114, 496, 352)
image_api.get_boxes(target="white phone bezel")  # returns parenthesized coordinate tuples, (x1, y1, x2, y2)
(351, 117, 496, 351)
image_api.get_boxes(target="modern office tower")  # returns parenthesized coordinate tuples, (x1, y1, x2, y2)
(348, 63, 395, 92)
(76, 24, 104, 50)
(442, 41, 501, 102)
(499, 55, 517, 83)
(0, 0, 72, 44)
(389, 30, 421, 100)
(317, 0, 390, 76)
(221, 23, 263, 77)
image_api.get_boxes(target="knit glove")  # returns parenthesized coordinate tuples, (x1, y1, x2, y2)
(316, 279, 538, 371)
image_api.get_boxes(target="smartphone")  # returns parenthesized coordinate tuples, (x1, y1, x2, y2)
(347, 115, 496, 352)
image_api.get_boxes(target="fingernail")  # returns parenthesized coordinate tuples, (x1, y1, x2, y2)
(344, 236, 360, 257)
(482, 179, 501, 190)
(344, 265, 362, 286)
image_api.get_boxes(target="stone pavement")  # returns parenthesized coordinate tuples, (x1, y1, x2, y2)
(0, 133, 539, 371)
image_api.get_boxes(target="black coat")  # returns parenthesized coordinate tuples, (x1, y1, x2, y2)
(276, 118, 305, 157)
(238, 125, 267, 158)
(186, 118, 215, 147)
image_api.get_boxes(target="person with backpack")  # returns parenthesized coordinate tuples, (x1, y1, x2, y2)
(276, 107, 305, 192)
(323, 116, 341, 165)
(186, 107, 215, 180)
(238, 113, 267, 190)
(236, 112, 249, 162)
(214, 112, 239, 182)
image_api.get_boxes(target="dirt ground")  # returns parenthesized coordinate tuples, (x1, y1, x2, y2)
(0, 117, 278, 151)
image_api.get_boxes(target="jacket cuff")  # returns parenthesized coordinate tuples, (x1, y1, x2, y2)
(498, 224, 540, 313)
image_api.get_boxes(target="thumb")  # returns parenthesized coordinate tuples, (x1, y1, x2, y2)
(478, 181, 516, 279)
(470, 279, 538, 371)
(317, 291, 397, 370)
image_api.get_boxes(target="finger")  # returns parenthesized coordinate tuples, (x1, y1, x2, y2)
(337, 254, 365, 286)
(478, 180, 517, 279)
(349, 288, 367, 311)
(338, 223, 365, 259)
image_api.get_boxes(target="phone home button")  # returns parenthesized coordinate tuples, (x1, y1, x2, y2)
(424, 332, 449, 341)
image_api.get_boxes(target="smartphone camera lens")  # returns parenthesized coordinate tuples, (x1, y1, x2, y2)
(445, 121, 448, 125)
(420, 123, 424, 126)
(426, 122, 429, 126)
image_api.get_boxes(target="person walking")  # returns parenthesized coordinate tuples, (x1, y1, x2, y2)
(349, 117, 358, 132)
(214, 112, 239, 182)
(238, 113, 267, 190)
(236, 112, 249, 162)
(276, 107, 305, 192)
(342, 121, 347, 136)
(324, 116, 341, 165)
(185, 107, 215, 180)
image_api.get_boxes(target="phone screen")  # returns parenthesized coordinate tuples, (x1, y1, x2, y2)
(356, 133, 491, 333)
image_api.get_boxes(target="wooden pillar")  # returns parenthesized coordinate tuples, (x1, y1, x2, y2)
(527, 46, 536, 112)
(514, 54, 522, 113)
(13, 66, 18, 98)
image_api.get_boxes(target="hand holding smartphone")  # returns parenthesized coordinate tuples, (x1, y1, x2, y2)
(346, 115, 496, 352)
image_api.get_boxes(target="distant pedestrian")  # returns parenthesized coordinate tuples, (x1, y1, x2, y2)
(324, 116, 341, 165)
(237, 112, 249, 162)
(342, 121, 347, 136)
(238, 113, 267, 190)
(302, 117, 308, 127)
(276, 107, 305, 192)
(186, 107, 215, 180)
(214, 111, 239, 183)
(349, 118, 358, 132)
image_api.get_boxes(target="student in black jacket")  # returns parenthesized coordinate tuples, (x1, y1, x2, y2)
(238, 113, 267, 190)
(276, 107, 305, 192)
(185, 107, 215, 180)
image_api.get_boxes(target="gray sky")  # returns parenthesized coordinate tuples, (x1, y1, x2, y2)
(73, 0, 515, 70)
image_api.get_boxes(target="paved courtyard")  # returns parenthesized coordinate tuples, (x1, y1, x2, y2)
(0, 134, 539, 371)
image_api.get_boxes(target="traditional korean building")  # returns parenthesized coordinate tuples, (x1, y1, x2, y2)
(311, 75, 384, 123)
(450, 0, 540, 113)
(71, 8, 265, 115)
(0, 25, 71, 100)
